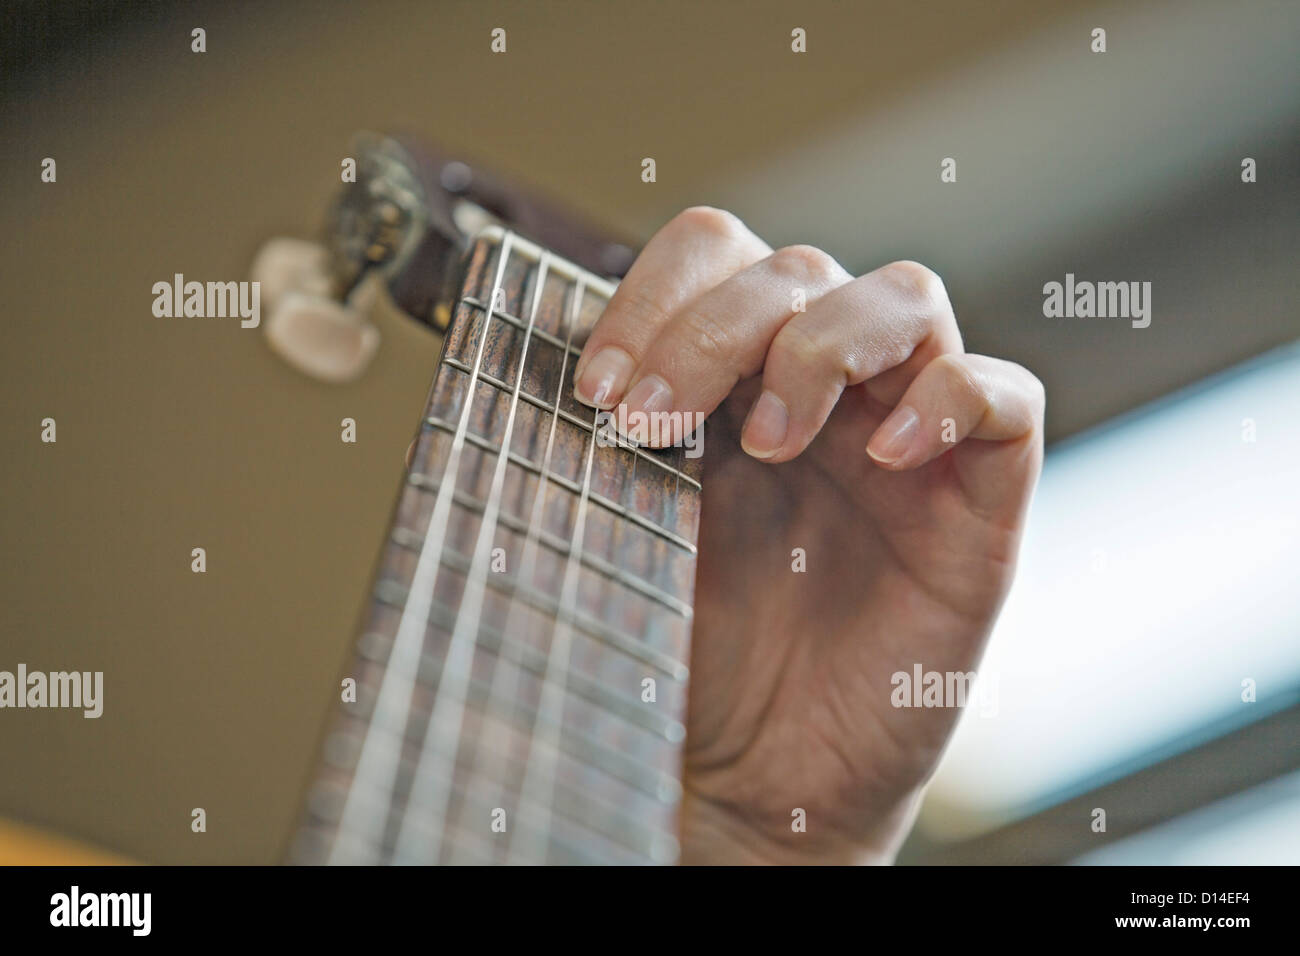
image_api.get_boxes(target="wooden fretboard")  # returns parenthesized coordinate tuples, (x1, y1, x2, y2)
(291, 228, 702, 865)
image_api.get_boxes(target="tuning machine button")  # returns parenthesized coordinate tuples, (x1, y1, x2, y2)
(251, 237, 381, 383)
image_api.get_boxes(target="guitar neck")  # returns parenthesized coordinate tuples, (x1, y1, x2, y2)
(292, 227, 702, 865)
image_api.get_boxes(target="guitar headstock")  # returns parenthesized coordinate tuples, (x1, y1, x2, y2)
(252, 132, 637, 383)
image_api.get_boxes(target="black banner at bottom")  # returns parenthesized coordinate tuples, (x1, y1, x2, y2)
(0, 864, 1276, 942)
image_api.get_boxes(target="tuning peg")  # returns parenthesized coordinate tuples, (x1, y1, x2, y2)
(251, 237, 381, 383)
(264, 290, 380, 384)
(249, 237, 336, 315)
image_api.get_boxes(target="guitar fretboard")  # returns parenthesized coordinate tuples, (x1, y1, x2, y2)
(292, 228, 702, 865)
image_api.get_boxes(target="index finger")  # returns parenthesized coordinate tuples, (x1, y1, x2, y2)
(573, 206, 771, 409)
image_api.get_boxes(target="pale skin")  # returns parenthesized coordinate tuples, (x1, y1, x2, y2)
(570, 207, 1046, 864)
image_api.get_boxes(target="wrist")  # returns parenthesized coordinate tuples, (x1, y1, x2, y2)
(678, 790, 912, 866)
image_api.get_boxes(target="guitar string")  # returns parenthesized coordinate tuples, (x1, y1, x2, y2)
(505, 335, 606, 865)
(487, 255, 692, 863)
(447, 255, 682, 863)
(330, 231, 691, 864)
(326, 231, 517, 864)
(513, 416, 690, 863)
(390, 243, 551, 864)
(446, 271, 588, 863)
(438, 266, 682, 863)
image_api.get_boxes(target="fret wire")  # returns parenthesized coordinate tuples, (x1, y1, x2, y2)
(475, 224, 619, 298)
(602, 442, 640, 731)
(402, 461, 692, 618)
(508, 774, 677, 862)
(351, 627, 682, 802)
(381, 533, 687, 679)
(392, 244, 552, 865)
(328, 231, 519, 865)
(438, 351, 702, 492)
(407, 766, 671, 865)
(323, 747, 664, 865)
(586, 411, 687, 861)
(473, 225, 691, 865)
(353, 724, 676, 864)
(449, 271, 598, 864)
(461, 295, 579, 359)
(302, 228, 699, 866)
(395, 805, 602, 866)
(553, 441, 648, 852)
(299, 816, 518, 867)
(355, 669, 678, 862)
(371, 575, 684, 739)
(508, 362, 605, 864)
(423, 395, 698, 554)
(307, 806, 614, 868)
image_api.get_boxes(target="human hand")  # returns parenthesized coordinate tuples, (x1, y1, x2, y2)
(572, 207, 1045, 864)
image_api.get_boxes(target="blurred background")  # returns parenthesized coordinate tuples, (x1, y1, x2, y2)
(1, 0, 1297, 863)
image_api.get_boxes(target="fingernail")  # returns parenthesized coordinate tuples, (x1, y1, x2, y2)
(740, 390, 788, 460)
(866, 405, 920, 464)
(619, 375, 673, 443)
(575, 347, 636, 408)
(265, 292, 379, 383)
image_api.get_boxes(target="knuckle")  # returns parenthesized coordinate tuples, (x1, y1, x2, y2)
(676, 308, 733, 366)
(770, 244, 842, 285)
(883, 259, 948, 307)
(672, 205, 750, 243)
(774, 321, 851, 382)
(933, 353, 987, 404)
(614, 283, 671, 333)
